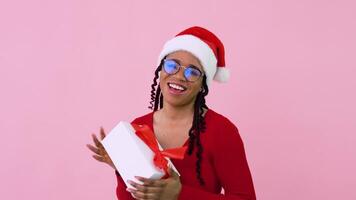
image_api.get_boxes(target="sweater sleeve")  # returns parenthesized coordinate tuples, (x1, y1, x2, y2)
(178, 119, 256, 200)
(115, 171, 135, 200)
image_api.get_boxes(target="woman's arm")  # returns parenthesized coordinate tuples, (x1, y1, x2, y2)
(116, 171, 135, 200)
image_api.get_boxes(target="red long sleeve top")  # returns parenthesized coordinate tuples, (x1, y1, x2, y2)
(115, 109, 256, 199)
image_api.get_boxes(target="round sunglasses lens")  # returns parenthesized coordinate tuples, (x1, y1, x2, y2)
(163, 60, 178, 74)
(184, 67, 201, 81)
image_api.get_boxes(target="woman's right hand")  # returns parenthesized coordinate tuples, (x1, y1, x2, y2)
(86, 127, 116, 170)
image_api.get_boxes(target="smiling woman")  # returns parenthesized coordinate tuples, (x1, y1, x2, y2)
(87, 26, 256, 200)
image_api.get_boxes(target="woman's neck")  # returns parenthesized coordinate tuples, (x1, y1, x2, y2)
(160, 102, 194, 121)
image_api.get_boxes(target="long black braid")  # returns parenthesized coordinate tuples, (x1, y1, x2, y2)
(148, 60, 209, 185)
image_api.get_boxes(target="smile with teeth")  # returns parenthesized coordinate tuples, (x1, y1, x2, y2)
(168, 83, 187, 92)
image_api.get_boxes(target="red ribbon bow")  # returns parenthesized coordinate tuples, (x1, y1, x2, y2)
(131, 123, 187, 178)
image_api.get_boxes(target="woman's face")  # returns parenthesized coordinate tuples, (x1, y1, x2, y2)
(159, 50, 204, 107)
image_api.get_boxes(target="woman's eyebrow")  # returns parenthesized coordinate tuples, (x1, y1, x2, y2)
(170, 58, 201, 70)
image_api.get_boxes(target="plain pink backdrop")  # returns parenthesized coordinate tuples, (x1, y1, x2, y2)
(1, 0, 355, 199)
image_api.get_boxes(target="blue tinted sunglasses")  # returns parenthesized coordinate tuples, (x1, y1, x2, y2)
(162, 59, 204, 82)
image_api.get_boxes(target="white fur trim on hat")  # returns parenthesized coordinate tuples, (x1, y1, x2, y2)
(213, 67, 230, 82)
(158, 35, 217, 87)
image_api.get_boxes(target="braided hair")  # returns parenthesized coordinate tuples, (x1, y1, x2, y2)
(148, 60, 209, 185)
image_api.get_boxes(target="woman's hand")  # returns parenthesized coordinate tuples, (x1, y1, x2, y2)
(86, 127, 115, 170)
(127, 168, 182, 200)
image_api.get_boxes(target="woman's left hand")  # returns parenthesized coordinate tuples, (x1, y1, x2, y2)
(127, 168, 182, 200)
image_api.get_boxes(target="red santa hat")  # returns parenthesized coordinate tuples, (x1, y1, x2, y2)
(158, 26, 229, 87)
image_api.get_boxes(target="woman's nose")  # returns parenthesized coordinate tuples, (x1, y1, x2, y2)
(172, 66, 186, 81)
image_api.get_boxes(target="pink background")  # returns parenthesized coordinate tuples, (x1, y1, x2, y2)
(1, 0, 355, 199)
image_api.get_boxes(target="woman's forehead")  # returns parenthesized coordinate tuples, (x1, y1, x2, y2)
(166, 51, 204, 70)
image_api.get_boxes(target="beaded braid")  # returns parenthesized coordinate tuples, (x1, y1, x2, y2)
(148, 62, 209, 185)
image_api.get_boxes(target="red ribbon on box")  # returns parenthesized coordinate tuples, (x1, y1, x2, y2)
(131, 123, 187, 178)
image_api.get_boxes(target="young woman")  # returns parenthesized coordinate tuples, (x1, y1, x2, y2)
(87, 26, 256, 200)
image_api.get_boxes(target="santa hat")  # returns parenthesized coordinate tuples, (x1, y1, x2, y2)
(157, 26, 229, 87)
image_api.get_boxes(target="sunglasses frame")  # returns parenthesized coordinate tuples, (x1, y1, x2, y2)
(162, 58, 204, 82)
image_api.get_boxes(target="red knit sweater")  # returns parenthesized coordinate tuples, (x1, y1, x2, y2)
(115, 109, 256, 199)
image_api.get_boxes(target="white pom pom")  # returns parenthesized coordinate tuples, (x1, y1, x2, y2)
(213, 67, 229, 82)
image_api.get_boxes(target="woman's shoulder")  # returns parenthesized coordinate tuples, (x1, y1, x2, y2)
(206, 108, 238, 128)
(206, 109, 244, 146)
(130, 111, 154, 124)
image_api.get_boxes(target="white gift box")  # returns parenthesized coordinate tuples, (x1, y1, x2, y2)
(101, 121, 179, 189)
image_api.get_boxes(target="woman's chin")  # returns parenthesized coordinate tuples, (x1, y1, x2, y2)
(161, 87, 196, 106)
(162, 94, 186, 106)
